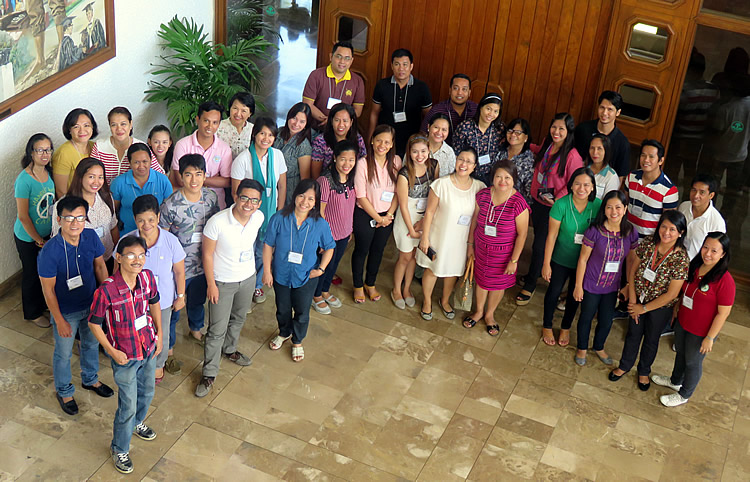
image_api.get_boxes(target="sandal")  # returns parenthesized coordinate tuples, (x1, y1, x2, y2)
(324, 294, 342, 308)
(164, 355, 182, 375)
(486, 324, 500, 336)
(438, 300, 455, 320)
(353, 287, 366, 304)
(364, 284, 381, 301)
(312, 299, 331, 315)
(292, 345, 304, 362)
(515, 290, 533, 306)
(185, 331, 204, 346)
(558, 329, 570, 347)
(462, 316, 477, 329)
(542, 328, 556, 346)
(269, 334, 292, 350)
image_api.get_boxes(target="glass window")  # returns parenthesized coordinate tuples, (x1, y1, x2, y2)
(702, 1, 750, 21)
(338, 15, 368, 52)
(627, 22, 669, 63)
(618, 84, 657, 122)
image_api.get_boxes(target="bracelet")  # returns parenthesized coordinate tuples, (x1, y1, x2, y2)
(705, 335, 715, 341)
(386, 212, 394, 219)
(511, 259, 518, 263)
(642, 304, 648, 313)
(467, 242, 474, 245)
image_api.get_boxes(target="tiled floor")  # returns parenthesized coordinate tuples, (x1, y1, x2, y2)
(1, 237, 750, 481)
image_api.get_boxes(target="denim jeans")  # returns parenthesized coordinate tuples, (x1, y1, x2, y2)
(542, 261, 579, 329)
(671, 320, 708, 399)
(254, 234, 265, 290)
(617, 306, 672, 376)
(576, 290, 617, 351)
(315, 237, 349, 297)
(51, 309, 99, 397)
(168, 274, 208, 348)
(274, 278, 317, 344)
(110, 350, 156, 454)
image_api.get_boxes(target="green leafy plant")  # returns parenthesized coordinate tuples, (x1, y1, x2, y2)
(145, 16, 275, 137)
(227, 0, 280, 45)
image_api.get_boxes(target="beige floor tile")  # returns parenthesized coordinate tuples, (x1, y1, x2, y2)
(162, 423, 243, 479)
(405, 366, 472, 411)
(418, 444, 480, 480)
(468, 427, 546, 479)
(495, 410, 555, 444)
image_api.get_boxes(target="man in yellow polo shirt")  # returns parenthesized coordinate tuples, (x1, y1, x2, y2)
(302, 41, 365, 130)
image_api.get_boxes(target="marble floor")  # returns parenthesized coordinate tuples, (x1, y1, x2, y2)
(1, 238, 750, 481)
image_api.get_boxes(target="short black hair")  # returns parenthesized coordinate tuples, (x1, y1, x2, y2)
(197, 101, 224, 118)
(57, 195, 89, 217)
(640, 139, 665, 160)
(62, 108, 98, 140)
(251, 117, 279, 139)
(237, 178, 264, 197)
(179, 154, 206, 174)
(127, 142, 151, 163)
(332, 41, 354, 56)
(228, 92, 255, 116)
(333, 139, 359, 158)
(566, 166, 598, 202)
(391, 48, 413, 63)
(598, 91, 624, 111)
(450, 73, 471, 87)
(132, 194, 160, 217)
(117, 235, 147, 255)
(691, 173, 719, 194)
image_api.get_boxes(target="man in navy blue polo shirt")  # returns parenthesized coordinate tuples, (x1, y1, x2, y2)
(38, 196, 112, 415)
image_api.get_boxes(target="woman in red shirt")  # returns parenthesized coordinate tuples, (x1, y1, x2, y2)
(651, 232, 735, 407)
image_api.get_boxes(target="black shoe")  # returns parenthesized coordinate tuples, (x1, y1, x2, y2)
(638, 381, 651, 391)
(56, 393, 79, 415)
(82, 382, 114, 398)
(612, 309, 629, 320)
(608, 371, 624, 382)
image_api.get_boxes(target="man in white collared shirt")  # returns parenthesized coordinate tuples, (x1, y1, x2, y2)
(678, 174, 726, 260)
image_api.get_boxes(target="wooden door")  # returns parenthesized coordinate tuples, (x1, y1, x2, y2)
(317, 0, 389, 133)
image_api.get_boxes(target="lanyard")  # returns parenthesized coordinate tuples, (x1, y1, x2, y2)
(329, 77, 347, 101)
(290, 217, 311, 253)
(393, 81, 410, 113)
(487, 193, 510, 226)
(62, 237, 81, 280)
(649, 244, 674, 272)
(568, 196, 588, 234)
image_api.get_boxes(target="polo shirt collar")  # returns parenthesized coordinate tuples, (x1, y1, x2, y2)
(390, 75, 414, 86)
(190, 131, 217, 149)
(326, 65, 351, 81)
(124, 169, 153, 187)
(112, 269, 143, 295)
(694, 201, 718, 220)
(229, 207, 260, 227)
(635, 169, 668, 186)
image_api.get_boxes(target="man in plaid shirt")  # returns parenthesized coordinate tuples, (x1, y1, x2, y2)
(88, 235, 162, 474)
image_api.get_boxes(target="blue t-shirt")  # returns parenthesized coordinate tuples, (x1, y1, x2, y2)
(13, 170, 55, 242)
(37, 228, 105, 314)
(264, 212, 335, 288)
(111, 170, 173, 234)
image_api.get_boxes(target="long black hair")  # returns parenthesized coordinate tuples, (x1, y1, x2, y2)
(534, 113, 576, 178)
(592, 190, 633, 237)
(323, 103, 359, 150)
(280, 178, 322, 219)
(651, 210, 688, 251)
(586, 132, 612, 168)
(22, 133, 54, 173)
(280, 102, 312, 146)
(687, 232, 731, 287)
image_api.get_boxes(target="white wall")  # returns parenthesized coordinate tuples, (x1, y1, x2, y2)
(0, 0, 215, 283)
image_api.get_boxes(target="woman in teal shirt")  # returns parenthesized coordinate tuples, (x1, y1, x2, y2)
(541, 167, 600, 346)
(14, 133, 56, 327)
(262, 179, 335, 362)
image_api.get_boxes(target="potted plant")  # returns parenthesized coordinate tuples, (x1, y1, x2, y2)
(145, 16, 274, 137)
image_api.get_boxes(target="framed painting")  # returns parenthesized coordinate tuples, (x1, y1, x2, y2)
(0, 0, 115, 121)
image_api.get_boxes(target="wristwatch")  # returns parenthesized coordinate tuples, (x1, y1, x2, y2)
(177, 293, 185, 298)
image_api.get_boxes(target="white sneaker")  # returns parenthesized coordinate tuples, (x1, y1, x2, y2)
(651, 374, 682, 391)
(660, 393, 688, 407)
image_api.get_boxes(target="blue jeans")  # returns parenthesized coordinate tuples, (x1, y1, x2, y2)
(168, 274, 208, 347)
(671, 320, 707, 399)
(111, 350, 156, 454)
(576, 290, 617, 351)
(51, 309, 99, 397)
(254, 234, 265, 290)
(273, 278, 317, 344)
(315, 237, 349, 297)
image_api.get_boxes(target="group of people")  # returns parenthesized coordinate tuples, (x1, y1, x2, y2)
(12, 42, 737, 474)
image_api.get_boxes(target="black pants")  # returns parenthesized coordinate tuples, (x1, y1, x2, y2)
(617, 306, 672, 376)
(315, 237, 349, 297)
(671, 320, 707, 399)
(576, 290, 617, 351)
(14, 234, 47, 320)
(543, 261, 579, 329)
(273, 278, 317, 344)
(523, 200, 551, 293)
(351, 207, 393, 288)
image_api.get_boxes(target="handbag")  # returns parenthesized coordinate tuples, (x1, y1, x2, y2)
(453, 256, 475, 312)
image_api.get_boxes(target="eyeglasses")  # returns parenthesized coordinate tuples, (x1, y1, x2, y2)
(507, 129, 526, 137)
(60, 215, 87, 223)
(121, 253, 146, 260)
(333, 54, 353, 62)
(238, 195, 261, 205)
(33, 148, 53, 154)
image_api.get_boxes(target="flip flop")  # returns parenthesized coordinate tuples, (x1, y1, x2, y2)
(269, 334, 292, 350)
(292, 345, 304, 362)
(486, 324, 500, 336)
(462, 316, 477, 329)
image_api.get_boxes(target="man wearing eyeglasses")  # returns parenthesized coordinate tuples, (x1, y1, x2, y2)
(302, 41, 365, 130)
(38, 196, 111, 416)
(195, 179, 265, 397)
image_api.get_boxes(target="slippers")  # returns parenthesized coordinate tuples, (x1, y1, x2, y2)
(462, 316, 477, 329)
(353, 287, 366, 304)
(542, 328, 556, 346)
(292, 345, 304, 362)
(558, 329, 570, 347)
(486, 324, 500, 336)
(438, 300, 455, 320)
(364, 284, 381, 301)
(421, 311, 433, 321)
(515, 290, 533, 306)
(269, 334, 292, 350)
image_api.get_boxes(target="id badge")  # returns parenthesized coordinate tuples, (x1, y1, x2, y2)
(458, 215, 471, 226)
(643, 268, 656, 283)
(393, 111, 407, 123)
(416, 198, 427, 211)
(240, 250, 253, 262)
(537, 172, 544, 184)
(288, 251, 303, 264)
(380, 191, 394, 202)
(134, 314, 148, 330)
(639, 293, 645, 303)
(682, 295, 694, 310)
(631, 204, 643, 217)
(95, 226, 105, 237)
(605, 261, 619, 273)
(66, 275, 83, 290)
(326, 97, 341, 110)
(266, 187, 272, 197)
(574, 233, 584, 245)
(478, 154, 491, 166)
(596, 184, 605, 199)
(190, 231, 202, 244)
(484, 225, 497, 237)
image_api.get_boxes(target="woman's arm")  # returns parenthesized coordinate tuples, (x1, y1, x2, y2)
(319, 201, 327, 219)
(298, 155, 312, 180)
(53, 174, 69, 198)
(172, 259, 186, 311)
(357, 196, 385, 225)
(701, 305, 732, 354)
(277, 173, 287, 210)
(418, 189, 440, 255)
(541, 217, 561, 281)
(506, 208, 529, 275)
(573, 245, 593, 302)
(15, 198, 44, 245)
(631, 279, 686, 317)
(467, 202, 480, 259)
(262, 243, 275, 287)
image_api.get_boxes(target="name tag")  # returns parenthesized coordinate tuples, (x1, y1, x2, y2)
(478, 154, 491, 166)
(643, 268, 656, 283)
(640, 292, 645, 303)
(605, 261, 619, 273)
(240, 250, 253, 262)
(190, 231, 202, 244)
(416, 198, 427, 211)
(288, 251, 303, 264)
(682, 295, 694, 310)
(630, 204, 643, 217)
(596, 184, 605, 198)
(537, 172, 544, 184)
(458, 215, 471, 226)
(393, 111, 407, 123)
(484, 225, 496, 237)
(155, 275, 159, 286)
(380, 191, 394, 202)
(266, 187, 272, 198)
(574, 233, 584, 245)
(66, 275, 83, 290)
(326, 97, 341, 110)
(95, 226, 105, 237)
(134, 314, 148, 330)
